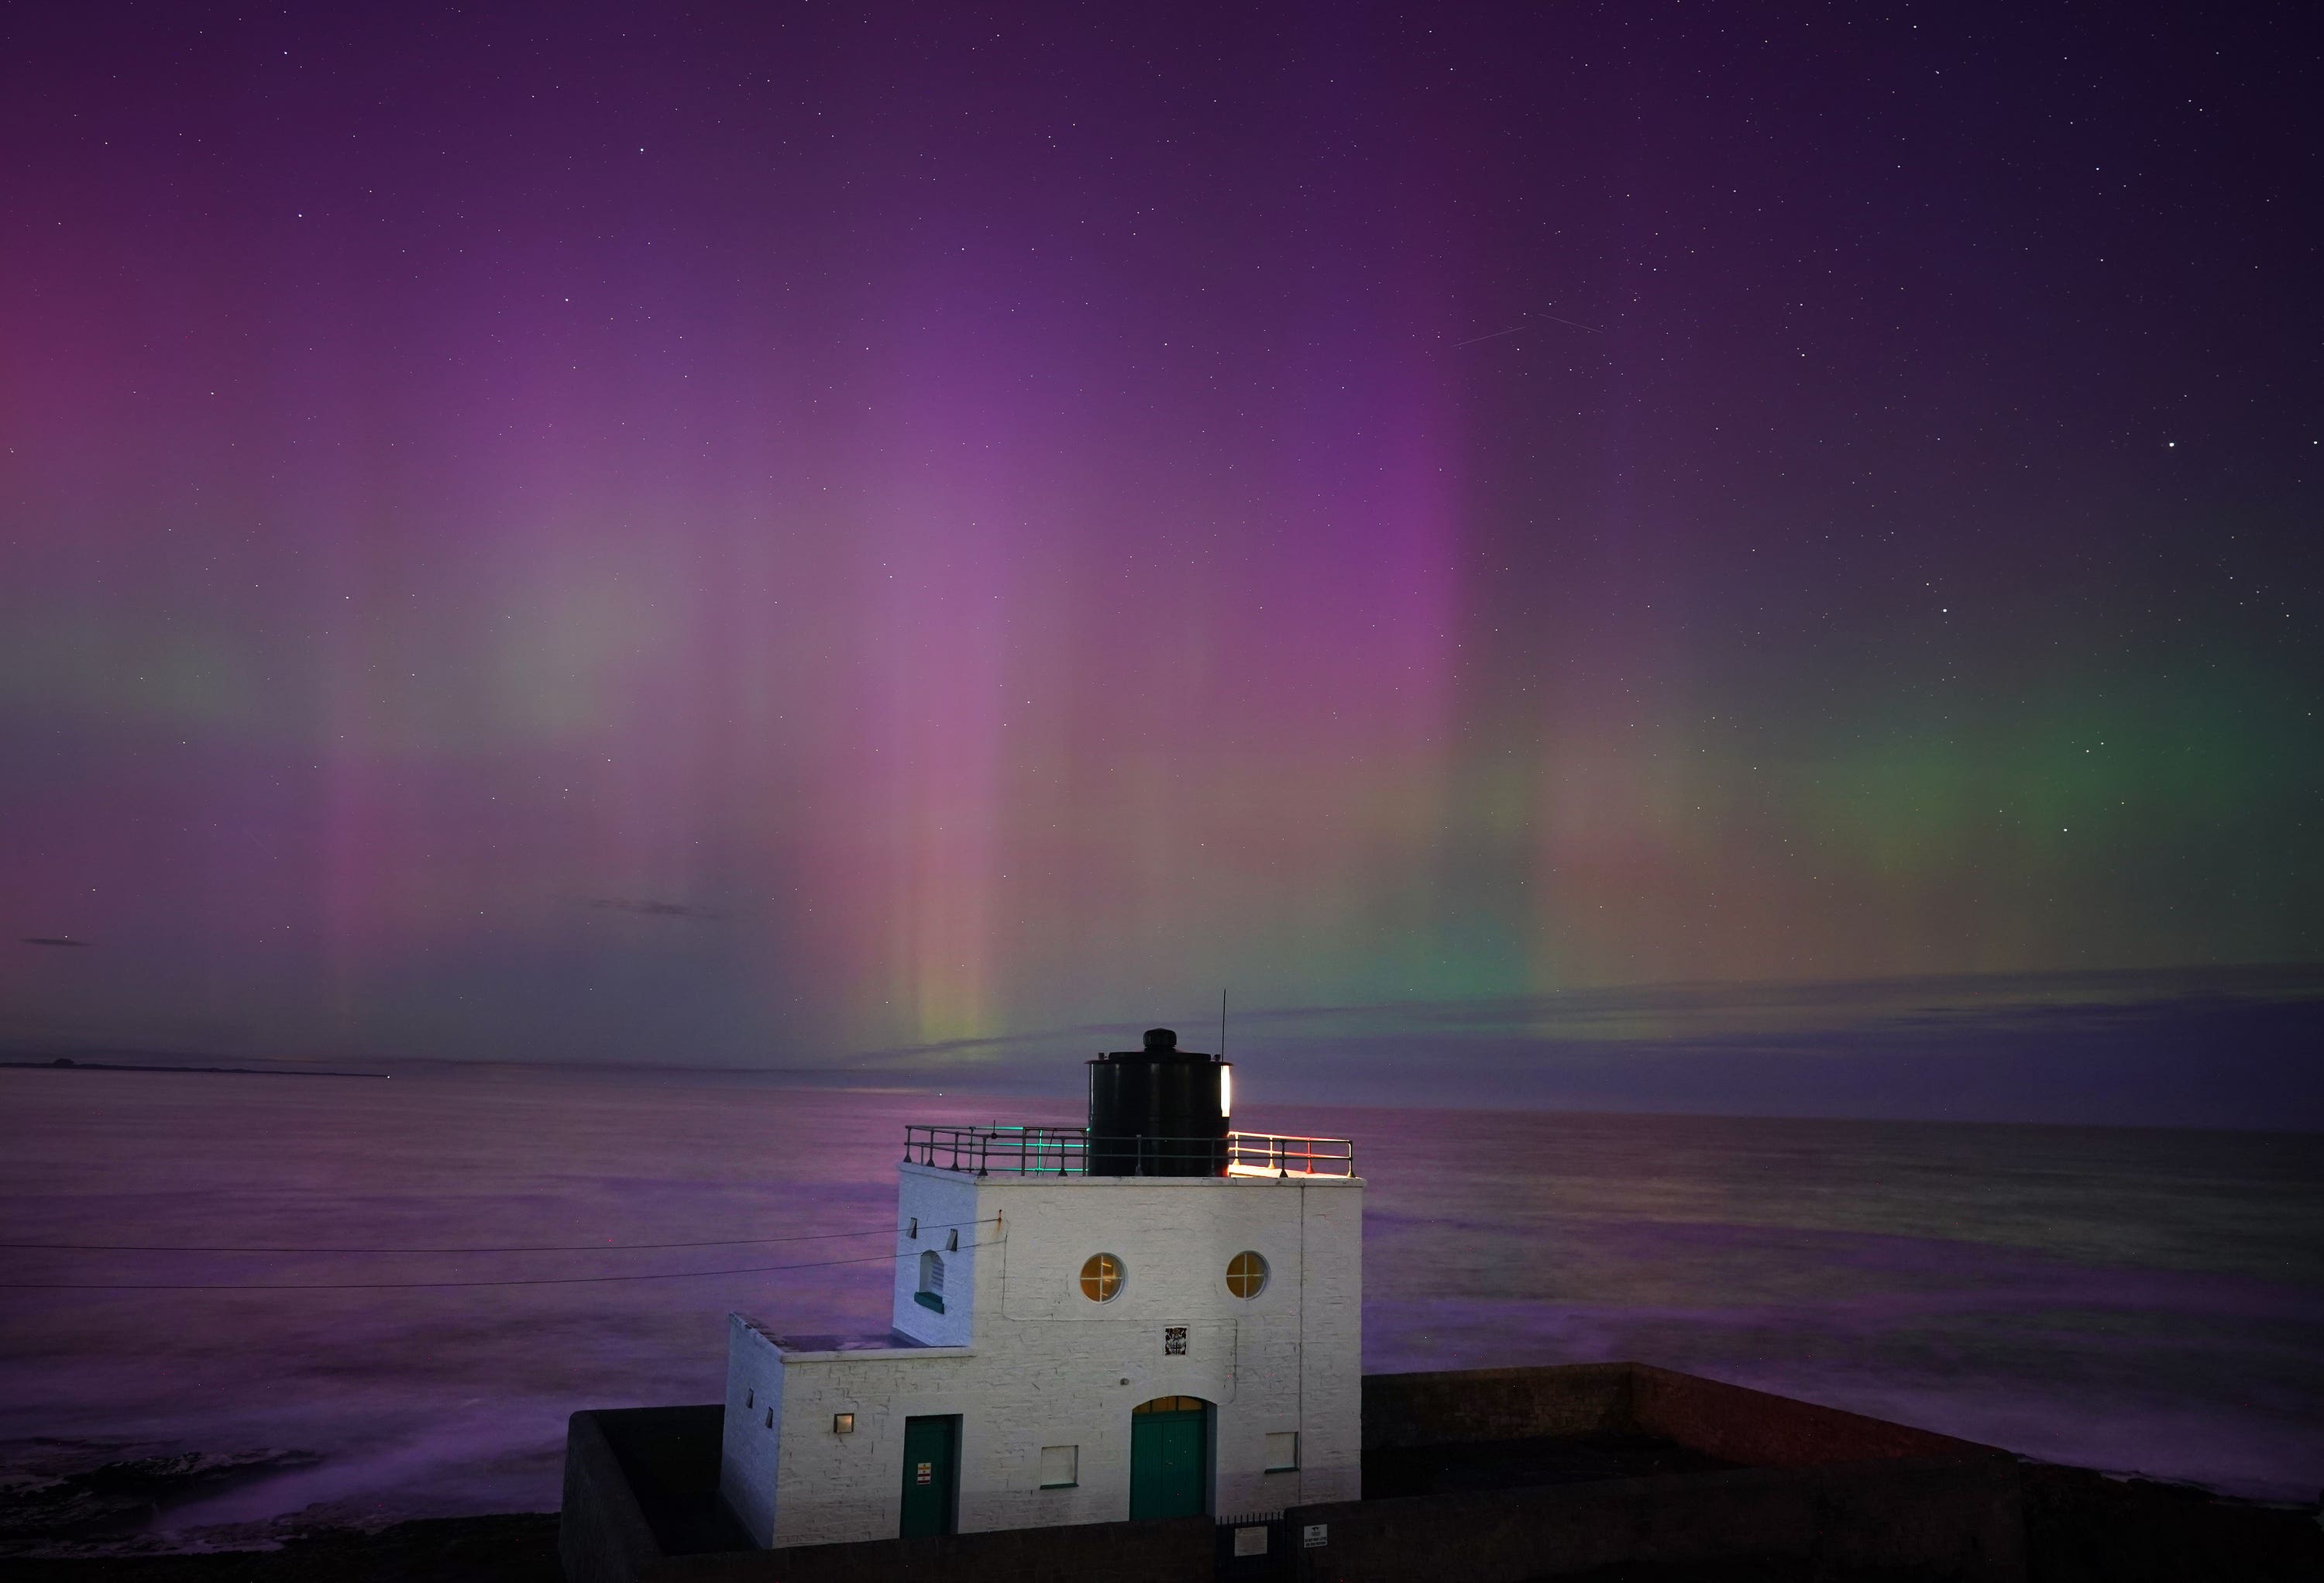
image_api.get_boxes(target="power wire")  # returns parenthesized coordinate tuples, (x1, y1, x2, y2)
(0, 1217, 990, 1256)
(0, 1229, 1001, 1292)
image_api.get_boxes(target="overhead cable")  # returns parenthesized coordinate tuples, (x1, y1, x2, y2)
(0, 1235, 1000, 1292)
(0, 1218, 993, 1255)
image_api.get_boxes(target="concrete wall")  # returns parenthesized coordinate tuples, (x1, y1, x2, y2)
(1284, 1456, 2026, 1583)
(1362, 1362, 1634, 1447)
(1628, 1359, 2002, 1468)
(1363, 1361, 2004, 1468)
(561, 1410, 665, 1583)
(737, 1165, 1363, 1547)
(1338, 1363, 2023, 1582)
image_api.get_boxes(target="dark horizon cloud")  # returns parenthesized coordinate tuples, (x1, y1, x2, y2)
(1278, 984, 2324, 1131)
(1, 962, 2317, 1128)
(831, 962, 2324, 1131)
(844, 959, 2324, 1055)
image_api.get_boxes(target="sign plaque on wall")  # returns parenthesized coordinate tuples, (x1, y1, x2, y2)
(1163, 1326, 1188, 1356)
(1302, 1523, 1329, 1548)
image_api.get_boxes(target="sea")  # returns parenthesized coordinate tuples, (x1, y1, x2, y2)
(3, 1064, 2320, 1554)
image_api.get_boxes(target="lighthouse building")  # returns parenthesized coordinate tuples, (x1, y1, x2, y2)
(717, 1030, 1363, 1547)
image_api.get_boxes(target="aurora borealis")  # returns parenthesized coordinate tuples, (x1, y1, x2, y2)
(2, 3, 2318, 1110)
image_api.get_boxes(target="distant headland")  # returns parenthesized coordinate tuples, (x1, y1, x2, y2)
(1, 1057, 389, 1079)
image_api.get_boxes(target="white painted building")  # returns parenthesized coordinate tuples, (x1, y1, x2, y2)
(717, 1033, 1363, 1548)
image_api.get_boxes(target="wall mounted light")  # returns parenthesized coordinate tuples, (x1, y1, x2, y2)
(833, 1413, 855, 1435)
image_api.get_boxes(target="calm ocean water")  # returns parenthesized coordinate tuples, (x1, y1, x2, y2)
(3, 1065, 2320, 1551)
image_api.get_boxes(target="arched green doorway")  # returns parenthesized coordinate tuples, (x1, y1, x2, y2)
(1129, 1395, 1209, 1519)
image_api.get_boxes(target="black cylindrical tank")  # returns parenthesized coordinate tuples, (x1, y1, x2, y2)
(1086, 1027, 1231, 1176)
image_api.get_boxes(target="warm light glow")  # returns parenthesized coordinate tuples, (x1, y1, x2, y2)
(1219, 1063, 1232, 1118)
(1079, 1252, 1123, 1303)
(1132, 1396, 1207, 1415)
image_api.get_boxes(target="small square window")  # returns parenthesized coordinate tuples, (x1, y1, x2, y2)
(1265, 1431, 1299, 1471)
(1038, 1444, 1078, 1488)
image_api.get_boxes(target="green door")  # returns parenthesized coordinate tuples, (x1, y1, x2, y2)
(1129, 1396, 1208, 1519)
(899, 1415, 957, 1537)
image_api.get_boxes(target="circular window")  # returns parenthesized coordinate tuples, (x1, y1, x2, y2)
(1080, 1252, 1124, 1303)
(1226, 1250, 1269, 1299)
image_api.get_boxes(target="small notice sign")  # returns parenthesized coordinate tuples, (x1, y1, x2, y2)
(916, 1461, 933, 1485)
(1233, 1526, 1268, 1556)
(1163, 1325, 1188, 1356)
(1302, 1523, 1329, 1548)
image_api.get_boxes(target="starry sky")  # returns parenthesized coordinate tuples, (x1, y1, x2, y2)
(2, 2, 2318, 1113)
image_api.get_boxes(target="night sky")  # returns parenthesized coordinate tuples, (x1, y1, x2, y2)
(3, 3, 2318, 1109)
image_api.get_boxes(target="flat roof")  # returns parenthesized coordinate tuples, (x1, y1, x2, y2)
(899, 1159, 1363, 1186)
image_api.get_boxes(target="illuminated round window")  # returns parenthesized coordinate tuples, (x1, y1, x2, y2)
(1226, 1251, 1269, 1299)
(1080, 1252, 1124, 1303)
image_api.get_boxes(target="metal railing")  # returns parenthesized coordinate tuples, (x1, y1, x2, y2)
(903, 1124, 1088, 1175)
(1218, 1509, 1291, 1580)
(1224, 1131, 1356, 1177)
(902, 1124, 1355, 1178)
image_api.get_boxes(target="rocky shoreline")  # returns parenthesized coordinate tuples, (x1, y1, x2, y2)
(5, 1513, 562, 1581)
(0, 1440, 559, 1579)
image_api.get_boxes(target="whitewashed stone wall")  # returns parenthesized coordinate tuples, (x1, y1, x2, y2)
(890, 1168, 980, 1347)
(728, 1163, 1364, 1547)
(717, 1315, 785, 1544)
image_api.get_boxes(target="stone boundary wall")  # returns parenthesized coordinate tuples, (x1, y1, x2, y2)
(566, 1366, 2027, 1583)
(1283, 1455, 2025, 1583)
(560, 1409, 667, 1583)
(1363, 1361, 2008, 1467)
(1360, 1362, 1634, 1447)
(1628, 1360, 2006, 1468)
